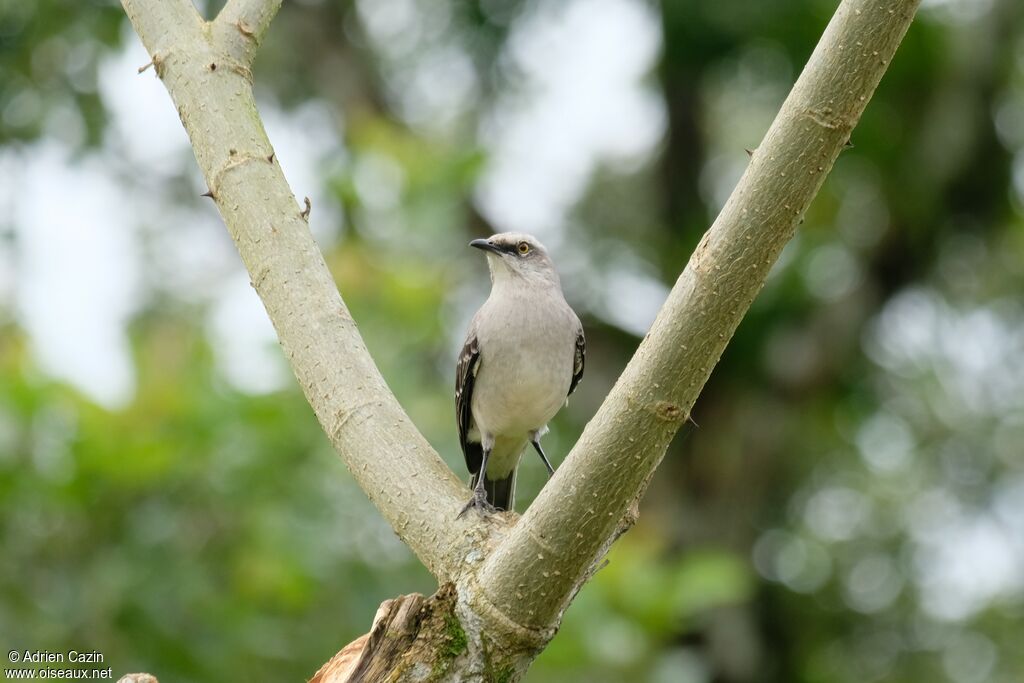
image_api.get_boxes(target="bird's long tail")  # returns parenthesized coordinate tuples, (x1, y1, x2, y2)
(470, 470, 517, 511)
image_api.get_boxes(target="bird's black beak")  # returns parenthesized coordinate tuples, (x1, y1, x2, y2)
(469, 238, 503, 255)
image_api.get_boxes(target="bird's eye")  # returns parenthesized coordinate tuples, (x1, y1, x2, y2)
(517, 242, 531, 255)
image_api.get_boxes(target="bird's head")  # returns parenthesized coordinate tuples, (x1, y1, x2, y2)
(470, 233, 560, 287)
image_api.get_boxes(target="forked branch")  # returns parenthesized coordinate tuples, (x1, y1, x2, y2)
(121, 0, 921, 676)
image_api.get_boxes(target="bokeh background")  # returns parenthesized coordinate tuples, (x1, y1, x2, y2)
(1, 0, 1023, 681)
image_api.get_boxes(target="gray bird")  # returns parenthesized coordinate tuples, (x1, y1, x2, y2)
(455, 232, 585, 515)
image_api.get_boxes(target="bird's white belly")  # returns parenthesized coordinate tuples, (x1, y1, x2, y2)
(483, 377, 563, 432)
(471, 332, 572, 437)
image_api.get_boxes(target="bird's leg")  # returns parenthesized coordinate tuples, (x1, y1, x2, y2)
(531, 436, 556, 477)
(459, 445, 495, 517)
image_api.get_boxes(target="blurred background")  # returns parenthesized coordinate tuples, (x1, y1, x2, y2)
(1, 0, 1022, 681)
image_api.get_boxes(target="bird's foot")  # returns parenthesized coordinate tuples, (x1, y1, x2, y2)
(458, 488, 495, 518)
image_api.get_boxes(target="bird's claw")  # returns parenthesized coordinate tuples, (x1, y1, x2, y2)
(458, 489, 495, 518)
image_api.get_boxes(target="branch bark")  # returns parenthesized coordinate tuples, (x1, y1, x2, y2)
(473, 0, 922, 633)
(120, 0, 487, 582)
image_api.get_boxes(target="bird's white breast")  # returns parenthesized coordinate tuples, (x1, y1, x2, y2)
(471, 289, 576, 438)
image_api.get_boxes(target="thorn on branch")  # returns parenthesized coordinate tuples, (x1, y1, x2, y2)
(844, 138, 855, 149)
(138, 52, 166, 78)
(745, 147, 756, 157)
(209, 62, 217, 71)
(267, 152, 275, 164)
(301, 196, 312, 221)
(201, 189, 216, 200)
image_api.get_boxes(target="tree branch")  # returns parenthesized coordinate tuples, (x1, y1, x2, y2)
(474, 0, 922, 632)
(120, 0, 486, 581)
(214, 0, 281, 68)
(123, 0, 923, 676)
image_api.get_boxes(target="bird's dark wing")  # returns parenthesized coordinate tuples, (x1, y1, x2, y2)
(568, 326, 585, 397)
(455, 332, 482, 475)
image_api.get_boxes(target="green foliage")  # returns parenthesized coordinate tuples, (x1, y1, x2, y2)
(0, 321, 433, 680)
(0, 0, 123, 146)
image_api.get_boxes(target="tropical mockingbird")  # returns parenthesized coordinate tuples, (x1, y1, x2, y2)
(455, 233, 584, 515)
